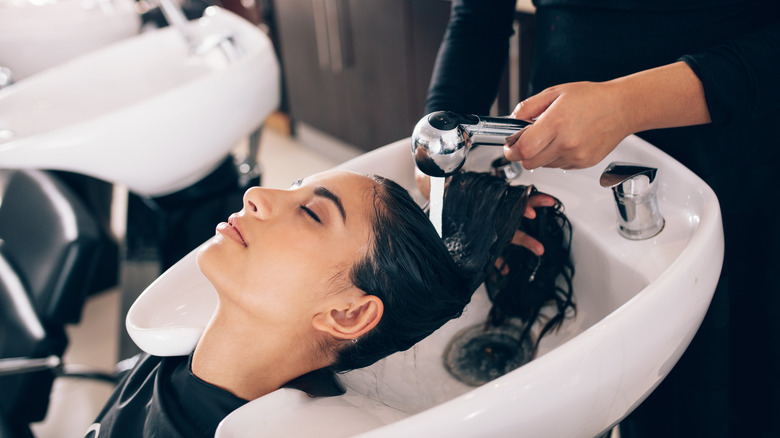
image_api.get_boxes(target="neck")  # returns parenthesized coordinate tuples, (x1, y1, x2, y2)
(191, 304, 324, 401)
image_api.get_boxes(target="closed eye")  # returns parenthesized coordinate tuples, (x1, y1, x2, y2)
(300, 205, 321, 223)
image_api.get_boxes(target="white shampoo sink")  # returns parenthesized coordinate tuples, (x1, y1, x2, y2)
(0, 6, 279, 196)
(125, 135, 723, 437)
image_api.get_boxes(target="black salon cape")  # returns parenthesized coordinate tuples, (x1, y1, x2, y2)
(85, 353, 345, 438)
(84, 354, 246, 438)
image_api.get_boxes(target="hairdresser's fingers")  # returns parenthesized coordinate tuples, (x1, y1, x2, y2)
(504, 123, 555, 164)
(545, 157, 571, 169)
(524, 193, 557, 219)
(523, 143, 568, 169)
(546, 159, 587, 170)
(504, 128, 524, 146)
(504, 89, 561, 163)
(510, 87, 559, 121)
(511, 230, 545, 256)
(494, 256, 510, 275)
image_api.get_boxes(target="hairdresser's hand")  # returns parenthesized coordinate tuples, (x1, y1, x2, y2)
(415, 168, 552, 255)
(504, 62, 712, 170)
(494, 193, 555, 273)
(504, 81, 631, 170)
(512, 193, 556, 256)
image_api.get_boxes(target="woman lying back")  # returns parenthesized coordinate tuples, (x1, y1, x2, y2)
(87, 169, 571, 438)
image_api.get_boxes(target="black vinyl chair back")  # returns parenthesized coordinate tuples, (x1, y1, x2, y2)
(0, 250, 52, 437)
(0, 169, 101, 432)
(0, 170, 101, 326)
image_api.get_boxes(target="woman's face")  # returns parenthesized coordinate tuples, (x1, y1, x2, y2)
(196, 170, 376, 332)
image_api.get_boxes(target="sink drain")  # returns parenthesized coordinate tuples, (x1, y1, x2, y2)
(443, 320, 533, 386)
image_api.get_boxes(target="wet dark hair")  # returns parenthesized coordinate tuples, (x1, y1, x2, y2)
(441, 171, 574, 355)
(332, 171, 572, 372)
(440, 172, 533, 291)
(331, 175, 472, 371)
(485, 190, 575, 354)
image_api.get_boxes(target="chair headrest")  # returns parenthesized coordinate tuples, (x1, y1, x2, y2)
(125, 245, 217, 356)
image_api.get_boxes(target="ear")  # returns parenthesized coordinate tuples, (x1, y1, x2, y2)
(312, 290, 384, 341)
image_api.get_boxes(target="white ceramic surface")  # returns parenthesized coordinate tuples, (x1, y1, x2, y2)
(126, 135, 723, 437)
(0, 0, 141, 80)
(0, 6, 280, 196)
(125, 246, 217, 357)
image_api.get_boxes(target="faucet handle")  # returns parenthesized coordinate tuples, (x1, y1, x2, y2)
(600, 162, 664, 240)
(599, 162, 658, 196)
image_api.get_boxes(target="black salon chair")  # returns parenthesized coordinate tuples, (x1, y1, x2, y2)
(0, 169, 107, 438)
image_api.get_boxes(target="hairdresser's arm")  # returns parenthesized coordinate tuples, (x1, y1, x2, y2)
(506, 18, 780, 169)
(424, 0, 516, 115)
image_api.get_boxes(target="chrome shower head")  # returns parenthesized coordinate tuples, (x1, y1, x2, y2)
(411, 111, 530, 177)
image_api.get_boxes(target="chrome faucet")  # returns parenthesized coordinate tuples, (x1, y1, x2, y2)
(600, 162, 665, 240)
(157, 0, 244, 62)
(412, 111, 531, 177)
(157, 0, 199, 51)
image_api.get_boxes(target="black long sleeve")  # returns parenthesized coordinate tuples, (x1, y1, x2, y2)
(424, 0, 516, 116)
(427, 0, 780, 126)
(681, 19, 780, 126)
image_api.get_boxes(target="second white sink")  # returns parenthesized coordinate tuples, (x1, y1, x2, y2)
(0, 6, 279, 196)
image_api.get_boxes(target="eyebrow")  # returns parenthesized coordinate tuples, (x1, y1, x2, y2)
(314, 186, 347, 223)
(292, 178, 347, 223)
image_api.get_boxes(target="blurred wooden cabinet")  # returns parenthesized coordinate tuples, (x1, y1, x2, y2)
(273, 0, 452, 151)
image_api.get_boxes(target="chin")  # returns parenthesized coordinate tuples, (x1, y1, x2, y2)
(195, 235, 221, 276)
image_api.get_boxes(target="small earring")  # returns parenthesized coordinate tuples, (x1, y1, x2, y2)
(351, 338, 358, 344)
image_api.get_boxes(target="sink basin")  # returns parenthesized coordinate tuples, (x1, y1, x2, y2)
(0, 0, 141, 80)
(125, 134, 723, 437)
(0, 6, 279, 196)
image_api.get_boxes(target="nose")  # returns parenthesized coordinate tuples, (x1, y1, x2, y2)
(242, 186, 277, 219)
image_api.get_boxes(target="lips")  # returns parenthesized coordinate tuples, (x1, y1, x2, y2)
(216, 217, 246, 247)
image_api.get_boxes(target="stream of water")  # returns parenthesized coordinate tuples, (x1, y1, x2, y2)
(429, 176, 445, 237)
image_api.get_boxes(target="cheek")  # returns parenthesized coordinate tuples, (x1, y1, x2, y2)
(197, 228, 364, 321)
(242, 253, 354, 318)
(208, 249, 330, 316)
